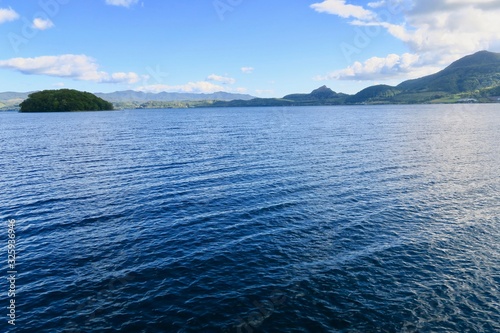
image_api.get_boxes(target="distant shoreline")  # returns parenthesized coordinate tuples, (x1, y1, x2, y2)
(3, 101, 498, 113)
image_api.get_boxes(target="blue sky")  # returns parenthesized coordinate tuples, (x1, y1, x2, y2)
(0, 0, 499, 96)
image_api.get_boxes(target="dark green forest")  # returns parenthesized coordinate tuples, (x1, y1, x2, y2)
(19, 89, 114, 112)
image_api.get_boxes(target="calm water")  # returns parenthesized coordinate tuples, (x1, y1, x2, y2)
(1, 105, 499, 333)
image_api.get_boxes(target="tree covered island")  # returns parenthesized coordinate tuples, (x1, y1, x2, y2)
(19, 89, 114, 112)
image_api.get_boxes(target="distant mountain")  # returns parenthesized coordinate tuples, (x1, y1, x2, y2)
(0, 92, 30, 111)
(94, 90, 256, 109)
(0, 90, 255, 111)
(210, 85, 349, 107)
(285, 85, 338, 100)
(95, 90, 255, 103)
(282, 85, 349, 104)
(0, 92, 30, 100)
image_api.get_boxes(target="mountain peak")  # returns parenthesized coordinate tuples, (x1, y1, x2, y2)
(311, 85, 332, 93)
(446, 50, 500, 70)
(310, 85, 337, 98)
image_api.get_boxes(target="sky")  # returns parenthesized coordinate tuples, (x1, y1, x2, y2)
(0, 0, 499, 97)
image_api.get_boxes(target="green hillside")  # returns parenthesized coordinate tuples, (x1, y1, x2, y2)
(282, 86, 348, 105)
(346, 85, 401, 104)
(347, 50, 500, 104)
(397, 51, 500, 94)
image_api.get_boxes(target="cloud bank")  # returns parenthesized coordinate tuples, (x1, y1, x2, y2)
(311, 0, 374, 20)
(138, 75, 246, 94)
(312, 0, 500, 81)
(0, 54, 143, 84)
(0, 54, 247, 93)
(137, 82, 228, 94)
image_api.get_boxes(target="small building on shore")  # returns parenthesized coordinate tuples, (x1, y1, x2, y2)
(457, 98, 478, 103)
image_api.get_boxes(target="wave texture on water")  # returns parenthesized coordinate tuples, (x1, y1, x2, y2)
(1, 105, 499, 332)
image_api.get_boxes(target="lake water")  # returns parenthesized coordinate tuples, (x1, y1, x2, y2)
(1, 105, 499, 332)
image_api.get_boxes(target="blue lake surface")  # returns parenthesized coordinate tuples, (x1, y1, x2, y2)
(1, 105, 499, 332)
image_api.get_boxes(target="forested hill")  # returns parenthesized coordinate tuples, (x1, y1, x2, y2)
(19, 89, 114, 112)
(397, 51, 500, 93)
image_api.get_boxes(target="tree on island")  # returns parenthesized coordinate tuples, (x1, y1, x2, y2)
(19, 89, 114, 112)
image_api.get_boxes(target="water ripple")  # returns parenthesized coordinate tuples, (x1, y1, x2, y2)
(0, 105, 499, 332)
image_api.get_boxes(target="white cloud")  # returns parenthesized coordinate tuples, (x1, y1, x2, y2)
(241, 67, 254, 74)
(32, 18, 55, 30)
(105, 0, 139, 8)
(106, 72, 142, 84)
(0, 54, 144, 84)
(206, 74, 236, 84)
(367, 1, 387, 8)
(400, 3, 500, 56)
(311, 0, 375, 20)
(314, 0, 500, 82)
(137, 82, 227, 94)
(137, 81, 249, 94)
(317, 53, 442, 81)
(0, 7, 19, 24)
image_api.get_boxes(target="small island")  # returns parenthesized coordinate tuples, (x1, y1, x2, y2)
(19, 89, 114, 112)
